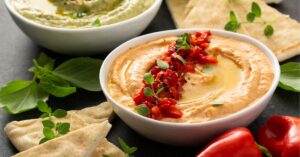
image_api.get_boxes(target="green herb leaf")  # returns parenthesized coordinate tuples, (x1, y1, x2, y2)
(40, 113, 50, 118)
(156, 87, 164, 95)
(144, 87, 154, 97)
(135, 104, 150, 116)
(225, 21, 240, 32)
(39, 79, 76, 98)
(212, 101, 224, 107)
(264, 25, 274, 37)
(157, 59, 169, 69)
(118, 137, 138, 156)
(203, 66, 214, 74)
(246, 12, 256, 22)
(279, 62, 300, 92)
(42, 120, 55, 129)
(39, 137, 51, 144)
(0, 80, 49, 114)
(143, 73, 155, 85)
(176, 33, 191, 50)
(92, 18, 101, 27)
(53, 109, 67, 118)
(174, 54, 186, 64)
(29, 53, 55, 72)
(225, 11, 240, 32)
(229, 10, 238, 22)
(251, 2, 261, 17)
(53, 58, 103, 92)
(103, 155, 110, 157)
(256, 143, 272, 157)
(37, 101, 52, 114)
(43, 127, 55, 139)
(56, 122, 70, 135)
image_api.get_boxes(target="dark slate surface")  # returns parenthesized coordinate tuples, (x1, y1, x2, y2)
(0, 1, 299, 157)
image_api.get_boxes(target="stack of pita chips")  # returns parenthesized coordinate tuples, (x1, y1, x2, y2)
(4, 102, 127, 157)
(166, 0, 300, 61)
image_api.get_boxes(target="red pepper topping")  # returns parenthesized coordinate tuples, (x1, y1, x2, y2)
(257, 115, 300, 157)
(134, 31, 216, 119)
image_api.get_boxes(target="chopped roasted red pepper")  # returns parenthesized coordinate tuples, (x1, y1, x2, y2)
(133, 31, 217, 119)
(257, 115, 300, 157)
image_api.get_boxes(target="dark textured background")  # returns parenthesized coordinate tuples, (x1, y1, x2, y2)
(0, 1, 299, 157)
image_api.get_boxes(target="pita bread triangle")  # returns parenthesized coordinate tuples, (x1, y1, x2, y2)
(13, 121, 111, 157)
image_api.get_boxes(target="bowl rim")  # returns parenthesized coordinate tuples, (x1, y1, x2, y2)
(100, 28, 280, 127)
(4, 0, 162, 32)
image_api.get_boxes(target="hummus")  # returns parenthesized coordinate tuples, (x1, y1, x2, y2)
(12, 0, 154, 28)
(107, 35, 274, 123)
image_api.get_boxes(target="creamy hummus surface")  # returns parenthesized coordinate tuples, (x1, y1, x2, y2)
(12, 0, 154, 28)
(107, 35, 274, 123)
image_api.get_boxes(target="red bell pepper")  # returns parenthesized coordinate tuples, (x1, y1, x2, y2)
(196, 127, 265, 157)
(257, 115, 300, 157)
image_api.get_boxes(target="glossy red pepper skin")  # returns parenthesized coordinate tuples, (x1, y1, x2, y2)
(257, 116, 300, 157)
(196, 128, 262, 157)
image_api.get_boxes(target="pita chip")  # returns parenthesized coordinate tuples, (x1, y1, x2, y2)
(5, 102, 113, 151)
(13, 122, 111, 157)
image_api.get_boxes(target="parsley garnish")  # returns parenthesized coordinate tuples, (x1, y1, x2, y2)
(118, 137, 138, 157)
(157, 59, 169, 69)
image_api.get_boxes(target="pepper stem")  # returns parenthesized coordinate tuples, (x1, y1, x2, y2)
(255, 142, 272, 157)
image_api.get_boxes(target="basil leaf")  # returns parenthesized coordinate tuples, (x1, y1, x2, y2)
(246, 12, 256, 22)
(42, 120, 55, 129)
(92, 18, 101, 27)
(0, 80, 49, 114)
(251, 2, 261, 17)
(279, 62, 300, 92)
(37, 101, 52, 114)
(143, 73, 154, 85)
(53, 109, 67, 118)
(36, 53, 55, 70)
(144, 87, 153, 97)
(39, 79, 76, 98)
(264, 25, 274, 37)
(56, 122, 70, 135)
(176, 33, 191, 50)
(53, 58, 102, 92)
(224, 21, 240, 32)
(157, 59, 169, 69)
(43, 127, 55, 139)
(40, 113, 50, 118)
(174, 54, 186, 64)
(135, 104, 150, 116)
(229, 11, 238, 22)
(103, 155, 110, 157)
(39, 137, 51, 144)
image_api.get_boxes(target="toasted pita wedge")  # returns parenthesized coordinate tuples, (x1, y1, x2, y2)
(173, 0, 300, 61)
(92, 139, 127, 157)
(13, 122, 111, 157)
(5, 102, 113, 151)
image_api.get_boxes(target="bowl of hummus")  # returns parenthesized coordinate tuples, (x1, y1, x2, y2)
(4, 0, 162, 55)
(100, 29, 280, 145)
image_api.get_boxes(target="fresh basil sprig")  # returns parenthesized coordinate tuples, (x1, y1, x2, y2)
(0, 53, 102, 114)
(278, 62, 300, 92)
(38, 101, 70, 144)
(118, 137, 138, 157)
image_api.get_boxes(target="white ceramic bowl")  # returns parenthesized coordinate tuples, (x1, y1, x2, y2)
(4, 0, 162, 55)
(100, 29, 280, 146)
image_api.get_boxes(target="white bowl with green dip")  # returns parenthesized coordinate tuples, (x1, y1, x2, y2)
(4, 0, 162, 55)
